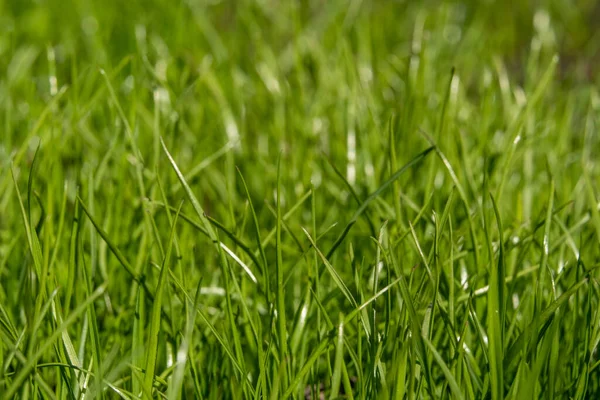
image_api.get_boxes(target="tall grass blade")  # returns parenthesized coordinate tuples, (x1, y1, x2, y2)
(142, 201, 183, 399)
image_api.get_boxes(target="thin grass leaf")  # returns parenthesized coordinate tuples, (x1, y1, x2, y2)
(3, 284, 107, 399)
(484, 192, 506, 400)
(78, 197, 154, 300)
(505, 276, 589, 370)
(160, 137, 218, 240)
(10, 165, 43, 281)
(221, 244, 258, 284)
(167, 276, 203, 400)
(50, 297, 84, 395)
(423, 336, 465, 400)
(302, 228, 357, 308)
(143, 201, 183, 399)
(330, 313, 345, 400)
(283, 338, 333, 399)
(275, 155, 289, 390)
(157, 204, 263, 271)
(237, 167, 271, 297)
(324, 155, 377, 237)
(325, 146, 434, 260)
(387, 250, 433, 396)
(99, 68, 142, 162)
(79, 227, 105, 399)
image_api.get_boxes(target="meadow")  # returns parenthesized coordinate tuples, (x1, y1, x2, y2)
(1, 0, 599, 398)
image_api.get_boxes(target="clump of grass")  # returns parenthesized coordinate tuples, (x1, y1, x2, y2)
(1, 1, 599, 399)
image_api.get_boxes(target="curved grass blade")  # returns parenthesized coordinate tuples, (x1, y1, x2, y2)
(160, 137, 218, 240)
(325, 146, 433, 260)
(302, 228, 357, 308)
(504, 276, 589, 370)
(161, 137, 254, 397)
(419, 129, 480, 274)
(204, 214, 262, 278)
(221, 244, 258, 284)
(156, 203, 264, 273)
(324, 155, 377, 237)
(423, 336, 465, 400)
(282, 338, 333, 399)
(78, 197, 153, 300)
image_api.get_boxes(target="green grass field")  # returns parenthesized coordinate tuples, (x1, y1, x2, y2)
(1, 0, 599, 398)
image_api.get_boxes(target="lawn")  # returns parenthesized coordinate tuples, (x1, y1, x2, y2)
(1, 0, 599, 398)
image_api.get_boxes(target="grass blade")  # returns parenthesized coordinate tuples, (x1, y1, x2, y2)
(3, 285, 107, 399)
(143, 201, 183, 399)
(423, 336, 465, 400)
(237, 167, 271, 297)
(325, 146, 434, 260)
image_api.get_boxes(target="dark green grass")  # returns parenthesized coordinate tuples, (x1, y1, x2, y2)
(1, 0, 600, 399)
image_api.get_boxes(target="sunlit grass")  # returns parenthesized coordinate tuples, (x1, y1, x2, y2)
(1, 0, 599, 399)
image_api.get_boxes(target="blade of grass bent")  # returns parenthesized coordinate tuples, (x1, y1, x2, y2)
(419, 130, 480, 273)
(157, 204, 264, 272)
(504, 276, 589, 370)
(77, 197, 154, 300)
(50, 297, 84, 396)
(283, 338, 333, 399)
(325, 146, 433, 260)
(423, 336, 465, 400)
(161, 137, 253, 395)
(160, 136, 219, 240)
(302, 228, 357, 309)
(205, 215, 262, 278)
(324, 155, 377, 237)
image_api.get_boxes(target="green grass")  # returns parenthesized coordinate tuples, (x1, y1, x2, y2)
(1, 0, 600, 398)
